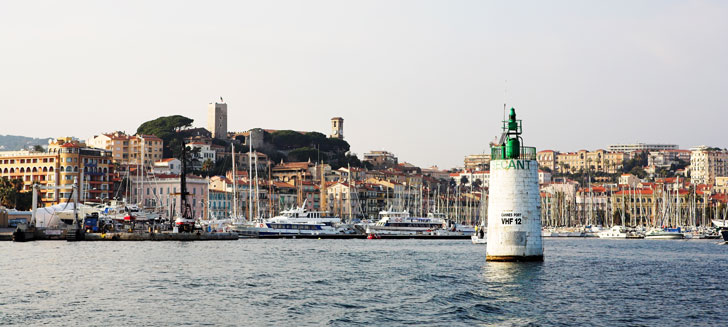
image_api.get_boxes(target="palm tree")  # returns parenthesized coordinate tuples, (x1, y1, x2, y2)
(202, 158, 214, 176)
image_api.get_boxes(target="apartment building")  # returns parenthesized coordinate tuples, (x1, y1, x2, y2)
(690, 145, 728, 185)
(88, 132, 163, 168)
(555, 149, 625, 174)
(0, 137, 114, 205)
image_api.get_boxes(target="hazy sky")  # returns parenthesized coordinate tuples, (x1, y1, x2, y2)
(1, 0, 726, 168)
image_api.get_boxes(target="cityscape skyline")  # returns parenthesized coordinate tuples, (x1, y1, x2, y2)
(1, 1, 726, 168)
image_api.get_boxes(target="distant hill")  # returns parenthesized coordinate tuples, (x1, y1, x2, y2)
(0, 135, 53, 151)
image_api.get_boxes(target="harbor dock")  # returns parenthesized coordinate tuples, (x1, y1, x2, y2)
(84, 231, 239, 241)
(255, 234, 470, 240)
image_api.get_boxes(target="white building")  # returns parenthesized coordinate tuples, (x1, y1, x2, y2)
(153, 158, 181, 175)
(186, 142, 216, 170)
(325, 182, 363, 218)
(690, 145, 728, 185)
(363, 150, 398, 168)
(538, 170, 552, 185)
(619, 174, 640, 187)
(450, 171, 490, 188)
(607, 143, 678, 152)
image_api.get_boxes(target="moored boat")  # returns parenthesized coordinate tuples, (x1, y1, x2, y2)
(644, 227, 684, 240)
(598, 225, 628, 239)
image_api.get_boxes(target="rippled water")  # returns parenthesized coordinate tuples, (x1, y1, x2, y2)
(1, 239, 726, 326)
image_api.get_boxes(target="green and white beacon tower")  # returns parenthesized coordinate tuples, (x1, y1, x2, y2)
(486, 108, 543, 261)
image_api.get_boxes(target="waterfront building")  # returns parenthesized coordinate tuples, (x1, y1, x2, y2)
(207, 175, 286, 220)
(611, 188, 658, 226)
(207, 101, 228, 140)
(0, 137, 114, 205)
(575, 186, 610, 226)
(607, 143, 678, 152)
(130, 173, 208, 219)
(715, 177, 728, 194)
(325, 182, 363, 218)
(87, 132, 163, 169)
(358, 183, 387, 219)
(272, 161, 315, 185)
(363, 150, 398, 169)
(464, 153, 490, 171)
(690, 145, 728, 185)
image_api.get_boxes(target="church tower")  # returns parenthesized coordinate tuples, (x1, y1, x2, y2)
(330, 117, 344, 139)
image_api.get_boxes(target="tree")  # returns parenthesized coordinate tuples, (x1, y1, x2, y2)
(136, 115, 194, 158)
(32, 145, 44, 152)
(472, 179, 483, 189)
(271, 130, 309, 150)
(288, 147, 322, 162)
(201, 158, 215, 177)
(629, 166, 647, 179)
(460, 175, 469, 186)
(0, 177, 24, 208)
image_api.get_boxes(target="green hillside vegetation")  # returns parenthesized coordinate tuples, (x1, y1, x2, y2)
(136, 116, 363, 172)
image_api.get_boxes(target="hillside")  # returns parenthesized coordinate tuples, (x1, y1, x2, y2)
(0, 135, 52, 151)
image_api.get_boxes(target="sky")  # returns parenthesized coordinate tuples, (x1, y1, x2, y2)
(1, 0, 727, 169)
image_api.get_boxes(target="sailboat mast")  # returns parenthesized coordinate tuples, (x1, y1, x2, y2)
(248, 132, 253, 221)
(268, 161, 273, 218)
(254, 152, 259, 219)
(232, 143, 237, 221)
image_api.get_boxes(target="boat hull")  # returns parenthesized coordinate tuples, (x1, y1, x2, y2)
(471, 235, 487, 244)
(645, 234, 684, 240)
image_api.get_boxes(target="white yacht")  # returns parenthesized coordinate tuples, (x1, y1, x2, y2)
(597, 225, 628, 239)
(365, 209, 442, 236)
(711, 219, 728, 228)
(232, 202, 350, 236)
(365, 209, 473, 236)
(644, 228, 684, 240)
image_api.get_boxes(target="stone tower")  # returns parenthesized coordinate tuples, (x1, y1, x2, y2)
(330, 117, 344, 139)
(486, 108, 543, 262)
(207, 102, 228, 140)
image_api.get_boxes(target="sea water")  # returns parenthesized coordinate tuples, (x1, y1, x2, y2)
(1, 239, 726, 326)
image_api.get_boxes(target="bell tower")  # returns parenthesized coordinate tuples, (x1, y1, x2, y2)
(330, 117, 344, 139)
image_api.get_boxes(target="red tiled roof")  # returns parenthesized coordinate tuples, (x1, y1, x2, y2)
(615, 189, 654, 195)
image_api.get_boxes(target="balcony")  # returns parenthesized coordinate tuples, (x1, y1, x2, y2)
(491, 146, 536, 160)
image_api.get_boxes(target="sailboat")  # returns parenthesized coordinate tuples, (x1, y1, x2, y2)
(228, 141, 260, 236)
